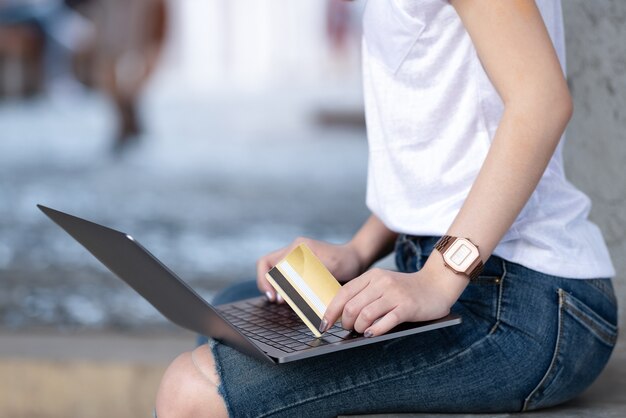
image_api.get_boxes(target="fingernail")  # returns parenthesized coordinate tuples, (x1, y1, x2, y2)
(318, 318, 328, 333)
(276, 294, 284, 303)
(364, 329, 373, 338)
(265, 291, 274, 301)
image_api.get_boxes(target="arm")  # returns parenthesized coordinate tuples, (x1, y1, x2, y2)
(348, 214, 398, 271)
(322, 0, 573, 336)
(419, 0, 573, 303)
(444, 0, 572, 257)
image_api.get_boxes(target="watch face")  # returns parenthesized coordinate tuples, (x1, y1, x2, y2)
(443, 238, 479, 274)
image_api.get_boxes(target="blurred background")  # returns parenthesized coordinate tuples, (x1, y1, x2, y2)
(0, 0, 624, 417)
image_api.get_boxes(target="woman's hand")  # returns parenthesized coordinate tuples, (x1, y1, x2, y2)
(256, 237, 365, 302)
(321, 257, 468, 337)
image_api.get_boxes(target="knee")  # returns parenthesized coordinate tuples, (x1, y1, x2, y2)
(156, 352, 197, 418)
(156, 351, 227, 418)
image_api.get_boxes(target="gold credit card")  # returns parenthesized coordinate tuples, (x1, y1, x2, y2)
(265, 243, 342, 337)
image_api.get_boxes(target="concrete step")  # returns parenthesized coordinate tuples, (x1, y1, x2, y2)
(0, 331, 192, 418)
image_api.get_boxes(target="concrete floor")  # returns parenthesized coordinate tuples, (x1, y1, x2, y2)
(0, 331, 191, 418)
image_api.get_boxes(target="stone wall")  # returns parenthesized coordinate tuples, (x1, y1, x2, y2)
(563, 1, 626, 321)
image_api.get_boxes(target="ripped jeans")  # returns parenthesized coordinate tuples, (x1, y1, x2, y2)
(199, 235, 618, 417)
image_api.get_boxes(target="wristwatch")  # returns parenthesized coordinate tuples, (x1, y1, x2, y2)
(435, 235, 484, 281)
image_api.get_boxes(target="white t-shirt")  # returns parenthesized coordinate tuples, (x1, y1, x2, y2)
(362, 0, 615, 279)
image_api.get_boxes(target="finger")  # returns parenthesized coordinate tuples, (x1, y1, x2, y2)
(353, 296, 397, 334)
(256, 240, 303, 302)
(339, 283, 384, 331)
(321, 273, 371, 332)
(257, 247, 287, 302)
(256, 257, 276, 301)
(363, 306, 405, 338)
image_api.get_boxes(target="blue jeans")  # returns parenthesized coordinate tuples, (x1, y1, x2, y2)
(203, 236, 618, 417)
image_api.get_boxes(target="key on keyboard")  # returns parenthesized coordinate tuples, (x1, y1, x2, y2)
(217, 300, 356, 353)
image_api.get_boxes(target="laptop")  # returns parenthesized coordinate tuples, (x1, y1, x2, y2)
(38, 205, 461, 364)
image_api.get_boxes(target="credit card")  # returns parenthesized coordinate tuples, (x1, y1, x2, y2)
(265, 243, 342, 337)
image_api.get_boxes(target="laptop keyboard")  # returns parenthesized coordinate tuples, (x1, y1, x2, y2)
(217, 299, 356, 353)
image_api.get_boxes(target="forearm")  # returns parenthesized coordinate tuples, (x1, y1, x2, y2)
(348, 214, 398, 271)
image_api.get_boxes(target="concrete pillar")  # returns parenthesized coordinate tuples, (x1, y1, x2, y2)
(562, 0, 626, 321)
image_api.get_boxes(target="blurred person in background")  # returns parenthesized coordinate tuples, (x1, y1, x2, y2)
(73, 0, 167, 152)
(0, 0, 167, 152)
(156, 1, 617, 417)
(0, 0, 92, 96)
(326, 0, 351, 65)
(316, 0, 364, 129)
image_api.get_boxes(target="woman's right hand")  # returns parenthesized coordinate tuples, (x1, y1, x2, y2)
(256, 237, 365, 303)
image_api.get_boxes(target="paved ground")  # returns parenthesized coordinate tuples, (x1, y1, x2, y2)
(0, 90, 369, 331)
(0, 331, 192, 418)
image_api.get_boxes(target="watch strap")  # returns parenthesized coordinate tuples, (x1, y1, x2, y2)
(434, 235, 455, 253)
(468, 259, 484, 281)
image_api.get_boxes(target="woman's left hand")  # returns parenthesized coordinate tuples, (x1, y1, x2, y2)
(321, 260, 468, 337)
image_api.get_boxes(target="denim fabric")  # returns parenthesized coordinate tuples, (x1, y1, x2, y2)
(205, 236, 618, 417)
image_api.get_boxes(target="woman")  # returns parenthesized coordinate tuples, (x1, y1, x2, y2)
(156, 1, 618, 416)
